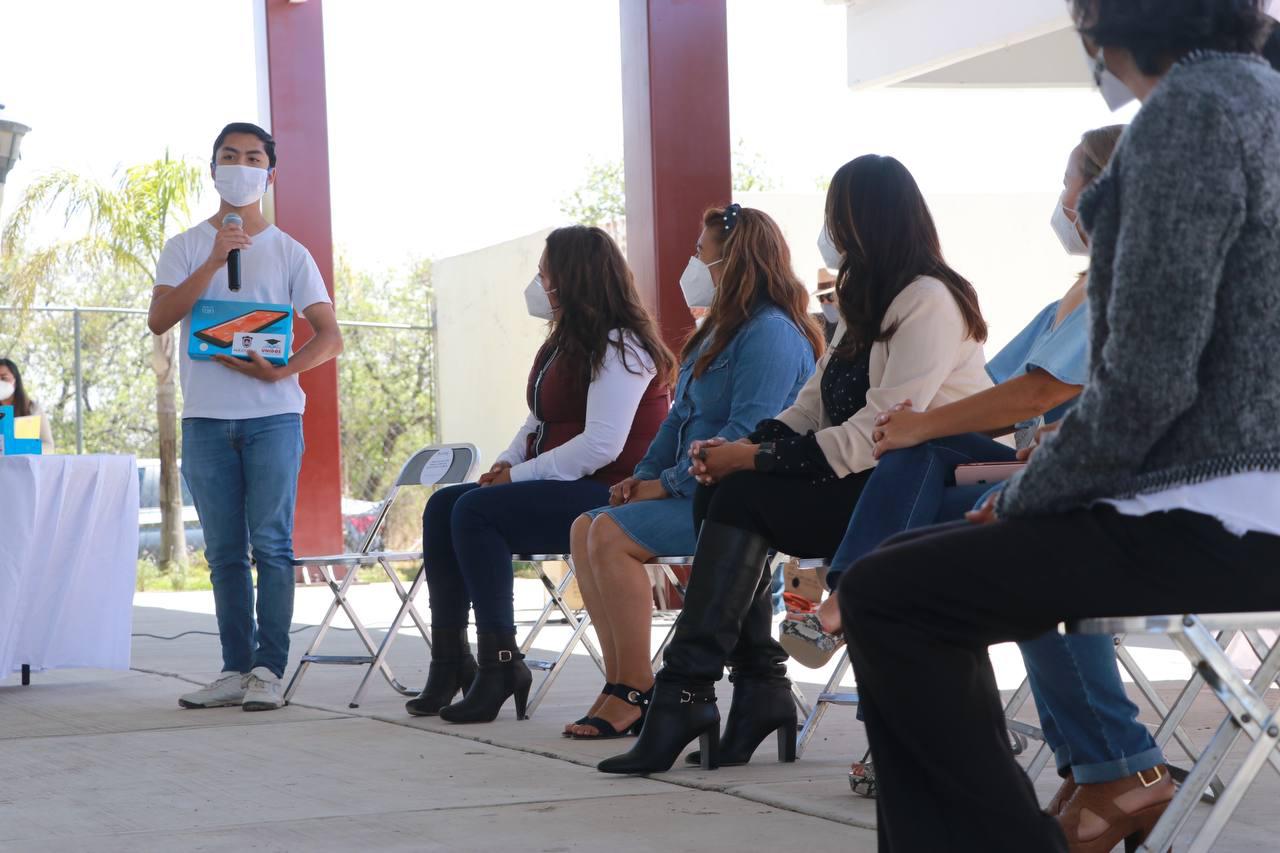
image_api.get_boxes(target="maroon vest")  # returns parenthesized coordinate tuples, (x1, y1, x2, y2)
(525, 341, 669, 486)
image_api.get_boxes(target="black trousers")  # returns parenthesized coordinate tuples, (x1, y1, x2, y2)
(693, 469, 872, 558)
(669, 470, 870, 680)
(838, 507, 1280, 853)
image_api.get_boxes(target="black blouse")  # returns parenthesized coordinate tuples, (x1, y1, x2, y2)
(749, 349, 872, 480)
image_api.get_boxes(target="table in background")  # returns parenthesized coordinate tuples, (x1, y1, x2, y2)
(0, 455, 138, 682)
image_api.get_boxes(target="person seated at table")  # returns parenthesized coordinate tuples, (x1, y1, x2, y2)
(597, 154, 993, 774)
(838, 2, 1280, 849)
(0, 358, 56, 453)
(405, 225, 675, 724)
(563, 205, 822, 741)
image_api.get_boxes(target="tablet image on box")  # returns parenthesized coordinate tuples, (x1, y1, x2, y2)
(188, 300, 293, 365)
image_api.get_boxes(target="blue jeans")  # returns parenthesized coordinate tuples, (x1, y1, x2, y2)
(182, 414, 304, 678)
(827, 435, 1015, 586)
(422, 479, 611, 636)
(832, 435, 1163, 782)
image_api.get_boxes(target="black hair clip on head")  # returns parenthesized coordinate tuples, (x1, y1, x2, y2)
(723, 203, 742, 234)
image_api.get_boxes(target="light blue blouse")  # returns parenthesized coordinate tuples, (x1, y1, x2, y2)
(985, 299, 1089, 448)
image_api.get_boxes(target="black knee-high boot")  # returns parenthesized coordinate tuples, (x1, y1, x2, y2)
(405, 628, 478, 716)
(598, 521, 770, 774)
(685, 568, 798, 765)
(439, 633, 532, 723)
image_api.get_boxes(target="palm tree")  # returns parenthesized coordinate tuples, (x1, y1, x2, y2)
(2, 154, 203, 571)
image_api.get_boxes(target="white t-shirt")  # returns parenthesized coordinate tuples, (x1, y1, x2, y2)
(155, 221, 332, 420)
(1102, 471, 1280, 538)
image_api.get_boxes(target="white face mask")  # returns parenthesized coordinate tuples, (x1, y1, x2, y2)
(678, 256, 722, 310)
(817, 227, 844, 270)
(524, 275, 555, 320)
(820, 303, 840, 324)
(214, 164, 270, 207)
(1087, 46, 1136, 112)
(1050, 194, 1090, 257)
(0, 380, 14, 401)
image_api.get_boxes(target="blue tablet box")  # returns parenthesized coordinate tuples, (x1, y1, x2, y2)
(0, 405, 42, 456)
(188, 299, 294, 366)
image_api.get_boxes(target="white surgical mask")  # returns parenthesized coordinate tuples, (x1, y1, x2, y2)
(0, 380, 14, 401)
(820, 303, 840, 324)
(524, 275, 555, 320)
(817, 227, 844, 270)
(678, 256, 722, 310)
(1088, 46, 1135, 112)
(1050, 195, 1090, 257)
(214, 164, 270, 207)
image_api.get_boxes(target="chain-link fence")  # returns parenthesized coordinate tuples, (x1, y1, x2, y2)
(0, 305, 437, 558)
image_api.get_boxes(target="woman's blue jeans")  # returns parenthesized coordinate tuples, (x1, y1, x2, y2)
(422, 479, 611, 636)
(181, 414, 304, 679)
(831, 436, 1163, 782)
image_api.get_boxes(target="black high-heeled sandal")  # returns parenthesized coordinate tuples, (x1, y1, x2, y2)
(570, 683, 653, 740)
(563, 682, 614, 737)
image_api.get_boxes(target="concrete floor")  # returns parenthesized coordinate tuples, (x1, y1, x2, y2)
(1, 581, 1277, 852)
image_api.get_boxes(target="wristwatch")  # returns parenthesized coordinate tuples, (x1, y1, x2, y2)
(754, 441, 777, 473)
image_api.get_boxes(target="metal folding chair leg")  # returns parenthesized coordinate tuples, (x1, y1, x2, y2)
(796, 654, 858, 759)
(516, 556, 605, 719)
(284, 552, 431, 708)
(345, 557, 434, 707)
(1139, 623, 1280, 853)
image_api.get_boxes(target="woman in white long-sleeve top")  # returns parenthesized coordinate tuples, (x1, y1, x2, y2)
(405, 225, 675, 725)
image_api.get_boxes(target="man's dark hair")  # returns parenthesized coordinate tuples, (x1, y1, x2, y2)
(1264, 20, 1280, 69)
(1070, 0, 1269, 75)
(211, 122, 276, 168)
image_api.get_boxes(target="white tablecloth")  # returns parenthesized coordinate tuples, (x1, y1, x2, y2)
(0, 455, 138, 678)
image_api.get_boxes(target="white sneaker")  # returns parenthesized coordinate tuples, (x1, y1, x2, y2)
(242, 666, 285, 712)
(178, 671, 249, 709)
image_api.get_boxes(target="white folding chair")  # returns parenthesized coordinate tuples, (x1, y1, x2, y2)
(515, 554, 606, 718)
(283, 444, 479, 708)
(1069, 613, 1280, 853)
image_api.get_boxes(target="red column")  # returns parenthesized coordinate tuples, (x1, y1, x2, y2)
(620, 0, 732, 351)
(264, 0, 343, 557)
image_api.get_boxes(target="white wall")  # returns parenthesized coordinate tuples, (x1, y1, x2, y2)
(737, 189, 1080, 354)
(434, 228, 554, 468)
(434, 192, 1081, 462)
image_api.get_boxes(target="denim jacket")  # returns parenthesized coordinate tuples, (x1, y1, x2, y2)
(632, 303, 816, 497)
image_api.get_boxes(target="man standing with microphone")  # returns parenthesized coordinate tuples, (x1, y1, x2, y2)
(148, 122, 343, 711)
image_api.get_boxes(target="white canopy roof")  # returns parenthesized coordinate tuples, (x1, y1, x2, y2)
(834, 0, 1280, 89)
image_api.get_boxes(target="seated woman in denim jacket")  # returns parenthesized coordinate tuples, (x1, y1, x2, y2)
(564, 205, 822, 740)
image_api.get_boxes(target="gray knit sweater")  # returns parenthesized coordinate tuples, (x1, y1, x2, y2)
(1000, 52, 1280, 518)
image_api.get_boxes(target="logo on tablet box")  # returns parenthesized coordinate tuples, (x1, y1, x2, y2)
(258, 337, 285, 358)
(241, 335, 254, 348)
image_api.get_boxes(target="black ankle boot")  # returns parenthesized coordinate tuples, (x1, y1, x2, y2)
(405, 628, 478, 717)
(438, 633, 532, 723)
(685, 673, 797, 765)
(597, 679, 719, 774)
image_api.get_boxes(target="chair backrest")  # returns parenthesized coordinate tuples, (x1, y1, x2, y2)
(355, 444, 481, 554)
(396, 443, 480, 488)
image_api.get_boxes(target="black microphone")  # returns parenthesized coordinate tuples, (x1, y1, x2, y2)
(222, 212, 243, 292)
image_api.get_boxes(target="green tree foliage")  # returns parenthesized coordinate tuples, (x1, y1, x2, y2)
(1, 155, 202, 569)
(560, 147, 778, 239)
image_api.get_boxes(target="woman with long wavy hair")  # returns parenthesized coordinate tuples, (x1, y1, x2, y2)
(405, 225, 675, 725)
(598, 155, 993, 774)
(563, 205, 822, 742)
